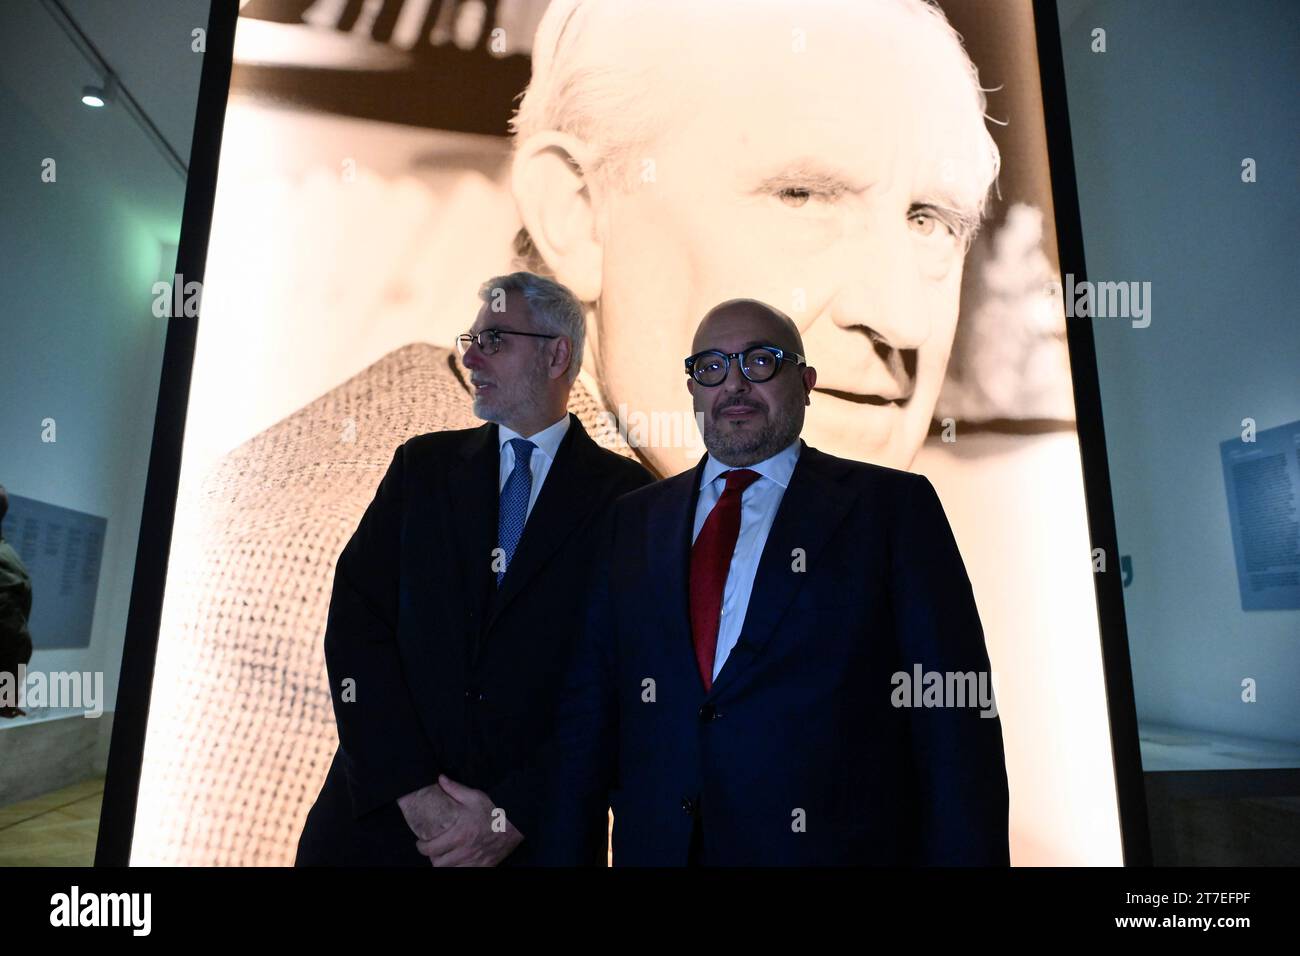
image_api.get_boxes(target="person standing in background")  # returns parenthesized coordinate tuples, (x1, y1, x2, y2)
(0, 484, 34, 719)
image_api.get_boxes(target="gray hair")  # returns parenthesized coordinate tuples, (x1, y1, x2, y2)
(477, 271, 586, 383)
(510, 0, 1002, 274)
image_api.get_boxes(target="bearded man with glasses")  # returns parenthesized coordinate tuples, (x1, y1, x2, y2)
(297, 272, 652, 866)
(535, 298, 1009, 867)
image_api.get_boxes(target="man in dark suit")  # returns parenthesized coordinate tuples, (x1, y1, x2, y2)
(296, 272, 652, 866)
(537, 298, 1009, 866)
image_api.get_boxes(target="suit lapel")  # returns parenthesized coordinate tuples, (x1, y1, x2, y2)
(446, 422, 499, 634)
(400, 421, 495, 754)
(651, 457, 709, 694)
(708, 443, 857, 699)
(484, 415, 602, 631)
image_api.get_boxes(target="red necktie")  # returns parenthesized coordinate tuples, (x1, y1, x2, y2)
(689, 468, 761, 691)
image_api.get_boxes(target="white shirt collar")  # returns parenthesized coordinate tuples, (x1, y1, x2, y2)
(498, 413, 571, 463)
(699, 438, 802, 492)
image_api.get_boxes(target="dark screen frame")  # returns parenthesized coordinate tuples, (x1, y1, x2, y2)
(1032, 0, 1151, 866)
(94, 0, 239, 867)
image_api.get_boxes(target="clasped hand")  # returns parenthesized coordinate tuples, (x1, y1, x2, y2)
(397, 775, 523, 867)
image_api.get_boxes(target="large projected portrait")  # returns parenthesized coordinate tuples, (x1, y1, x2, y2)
(131, 0, 1121, 865)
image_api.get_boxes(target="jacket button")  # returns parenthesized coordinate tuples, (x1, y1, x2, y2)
(681, 797, 695, 814)
(698, 703, 716, 721)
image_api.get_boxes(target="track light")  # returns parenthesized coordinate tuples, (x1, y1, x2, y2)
(80, 74, 117, 108)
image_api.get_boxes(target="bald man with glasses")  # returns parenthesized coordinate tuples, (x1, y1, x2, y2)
(536, 299, 1009, 866)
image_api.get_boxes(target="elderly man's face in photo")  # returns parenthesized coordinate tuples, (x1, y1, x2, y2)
(556, 1, 993, 476)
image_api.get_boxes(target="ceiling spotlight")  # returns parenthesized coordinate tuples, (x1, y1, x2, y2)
(80, 74, 117, 108)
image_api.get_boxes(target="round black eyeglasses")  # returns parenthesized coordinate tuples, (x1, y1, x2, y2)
(684, 346, 807, 386)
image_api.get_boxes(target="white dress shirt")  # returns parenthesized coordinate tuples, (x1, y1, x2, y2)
(498, 413, 571, 521)
(691, 438, 802, 680)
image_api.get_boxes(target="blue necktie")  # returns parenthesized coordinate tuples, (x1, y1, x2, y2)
(496, 438, 536, 585)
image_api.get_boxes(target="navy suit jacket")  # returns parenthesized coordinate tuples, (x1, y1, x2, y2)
(296, 415, 652, 865)
(535, 441, 1010, 866)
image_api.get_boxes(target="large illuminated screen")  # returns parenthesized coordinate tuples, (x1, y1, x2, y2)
(130, 0, 1123, 865)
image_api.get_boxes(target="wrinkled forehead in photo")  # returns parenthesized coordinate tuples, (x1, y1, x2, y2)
(515, 0, 1000, 219)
